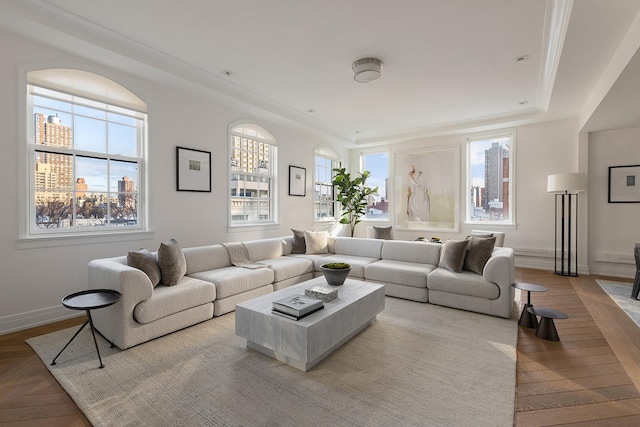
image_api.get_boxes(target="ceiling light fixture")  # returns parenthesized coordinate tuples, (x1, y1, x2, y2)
(352, 57, 383, 83)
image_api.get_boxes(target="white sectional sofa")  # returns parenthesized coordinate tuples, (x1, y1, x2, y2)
(88, 235, 515, 349)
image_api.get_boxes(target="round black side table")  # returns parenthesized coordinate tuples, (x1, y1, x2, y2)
(512, 282, 547, 328)
(51, 289, 121, 369)
(527, 306, 569, 341)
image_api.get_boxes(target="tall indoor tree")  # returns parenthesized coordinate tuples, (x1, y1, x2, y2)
(332, 166, 378, 237)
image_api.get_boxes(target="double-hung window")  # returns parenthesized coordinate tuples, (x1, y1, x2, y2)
(26, 70, 147, 236)
(229, 124, 277, 225)
(314, 147, 339, 221)
(466, 133, 514, 224)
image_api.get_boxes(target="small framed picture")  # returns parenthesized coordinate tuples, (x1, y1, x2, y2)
(609, 164, 640, 203)
(176, 147, 211, 192)
(288, 165, 306, 196)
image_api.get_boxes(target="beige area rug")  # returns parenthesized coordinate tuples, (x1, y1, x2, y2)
(596, 279, 640, 327)
(27, 298, 517, 427)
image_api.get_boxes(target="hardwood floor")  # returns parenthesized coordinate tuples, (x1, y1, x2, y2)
(514, 268, 640, 426)
(1, 268, 639, 426)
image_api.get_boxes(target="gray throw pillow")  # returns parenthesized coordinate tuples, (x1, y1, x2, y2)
(291, 229, 306, 254)
(463, 236, 497, 274)
(438, 240, 469, 272)
(157, 239, 187, 286)
(372, 226, 393, 240)
(127, 248, 161, 287)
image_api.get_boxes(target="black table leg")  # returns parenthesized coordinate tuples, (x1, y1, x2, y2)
(518, 291, 539, 328)
(86, 310, 105, 368)
(51, 318, 89, 366)
(536, 317, 560, 341)
(632, 270, 640, 300)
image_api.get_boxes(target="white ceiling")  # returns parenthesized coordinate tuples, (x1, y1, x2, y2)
(2, 0, 640, 144)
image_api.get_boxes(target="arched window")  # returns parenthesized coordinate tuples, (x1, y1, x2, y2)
(26, 69, 147, 236)
(314, 146, 340, 221)
(229, 123, 277, 225)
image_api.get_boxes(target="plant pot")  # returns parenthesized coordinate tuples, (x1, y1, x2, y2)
(320, 263, 351, 286)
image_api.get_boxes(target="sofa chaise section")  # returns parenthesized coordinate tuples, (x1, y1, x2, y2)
(427, 246, 515, 318)
(88, 256, 215, 350)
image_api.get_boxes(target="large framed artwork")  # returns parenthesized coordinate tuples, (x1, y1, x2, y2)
(609, 164, 640, 203)
(394, 146, 459, 232)
(176, 146, 211, 192)
(288, 165, 306, 196)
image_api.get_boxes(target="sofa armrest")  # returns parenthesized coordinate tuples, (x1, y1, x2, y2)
(482, 247, 515, 294)
(88, 258, 153, 316)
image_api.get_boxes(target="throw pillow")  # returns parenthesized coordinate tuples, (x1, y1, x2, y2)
(304, 230, 328, 254)
(463, 235, 497, 274)
(157, 238, 187, 286)
(372, 226, 393, 240)
(470, 231, 494, 238)
(438, 239, 469, 272)
(291, 228, 306, 254)
(127, 249, 161, 287)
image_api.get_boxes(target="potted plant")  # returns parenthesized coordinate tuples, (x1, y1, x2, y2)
(332, 166, 378, 237)
(320, 262, 351, 286)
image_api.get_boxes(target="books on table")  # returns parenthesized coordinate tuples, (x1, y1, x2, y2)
(272, 294, 324, 320)
(305, 285, 338, 302)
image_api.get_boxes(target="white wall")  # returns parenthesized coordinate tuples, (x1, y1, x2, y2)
(0, 29, 348, 334)
(588, 127, 640, 278)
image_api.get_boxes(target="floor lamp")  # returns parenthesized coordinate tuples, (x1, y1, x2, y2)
(547, 173, 587, 277)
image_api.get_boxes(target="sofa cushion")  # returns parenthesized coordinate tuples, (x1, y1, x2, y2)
(188, 266, 274, 299)
(305, 230, 328, 254)
(157, 239, 187, 286)
(245, 238, 285, 261)
(381, 240, 441, 265)
(127, 249, 161, 287)
(463, 236, 497, 274)
(365, 259, 435, 288)
(334, 237, 384, 259)
(291, 229, 306, 254)
(438, 240, 468, 273)
(427, 268, 500, 300)
(372, 225, 393, 240)
(183, 245, 232, 275)
(257, 256, 313, 282)
(133, 276, 216, 324)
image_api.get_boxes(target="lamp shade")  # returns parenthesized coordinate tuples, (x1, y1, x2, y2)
(547, 173, 587, 193)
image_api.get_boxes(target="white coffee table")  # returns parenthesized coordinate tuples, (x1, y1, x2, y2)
(235, 277, 385, 371)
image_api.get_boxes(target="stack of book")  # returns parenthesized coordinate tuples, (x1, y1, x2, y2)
(272, 294, 324, 320)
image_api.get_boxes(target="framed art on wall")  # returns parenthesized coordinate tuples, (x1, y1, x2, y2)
(289, 165, 306, 196)
(394, 146, 460, 232)
(176, 146, 211, 192)
(608, 164, 640, 203)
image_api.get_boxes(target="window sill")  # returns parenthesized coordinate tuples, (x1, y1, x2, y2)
(227, 222, 281, 233)
(17, 230, 155, 249)
(463, 222, 517, 230)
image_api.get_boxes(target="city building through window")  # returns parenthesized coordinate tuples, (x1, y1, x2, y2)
(467, 134, 514, 224)
(314, 147, 339, 221)
(362, 151, 389, 220)
(27, 69, 147, 236)
(229, 123, 277, 226)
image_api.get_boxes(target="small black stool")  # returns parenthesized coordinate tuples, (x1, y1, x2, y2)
(527, 306, 569, 341)
(512, 282, 548, 328)
(51, 289, 121, 369)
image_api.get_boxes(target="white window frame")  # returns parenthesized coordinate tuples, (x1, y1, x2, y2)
(360, 149, 390, 221)
(465, 130, 516, 227)
(21, 69, 149, 244)
(313, 146, 340, 222)
(228, 123, 278, 227)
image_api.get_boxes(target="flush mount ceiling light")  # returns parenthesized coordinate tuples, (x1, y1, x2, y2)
(352, 57, 383, 83)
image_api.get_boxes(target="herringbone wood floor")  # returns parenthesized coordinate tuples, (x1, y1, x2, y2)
(1, 268, 640, 426)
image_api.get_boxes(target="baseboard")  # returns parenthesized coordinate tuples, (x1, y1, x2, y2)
(0, 304, 83, 336)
